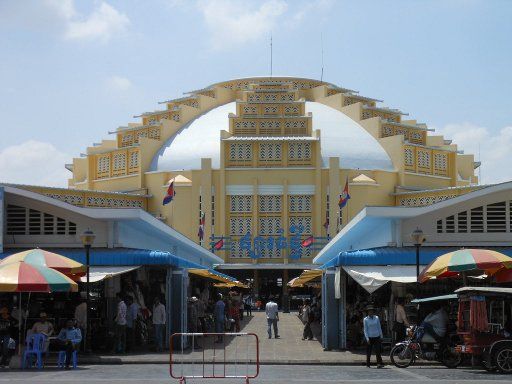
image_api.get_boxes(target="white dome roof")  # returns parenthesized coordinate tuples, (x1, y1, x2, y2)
(151, 101, 394, 171)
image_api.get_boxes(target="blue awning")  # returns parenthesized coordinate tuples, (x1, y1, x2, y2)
(320, 246, 512, 269)
(0, 248, 206, 269)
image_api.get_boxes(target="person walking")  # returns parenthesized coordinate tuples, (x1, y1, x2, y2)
(393, 297, 409, 343)
(363, 305, 384, 368)
(265, 296, 279, 339)
(187, 297, 201, 349)
(301, 299, 314, 341)
(214, 294, 225, 343)
(229, 299, 240, 332)
(152, 297, 166, 352)
(114, 293, 127, 354)
(125, 296, 140, 353)
(243, 294, 253, 317)
(196, 296, 206, 333)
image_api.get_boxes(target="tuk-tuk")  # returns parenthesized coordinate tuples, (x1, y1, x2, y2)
(455, 287, 512, 373)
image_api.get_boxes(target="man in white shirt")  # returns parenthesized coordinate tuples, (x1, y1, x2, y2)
(152, 297, 166, 352)
(265, 297, 279, 339)
(114, 293, 127, 354)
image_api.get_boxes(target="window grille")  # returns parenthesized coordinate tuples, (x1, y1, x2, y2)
(259, 217, 282, 235)
(6, 205, 77, 236)
(288, 142, 312, 160)
(128, 151, 139, 170)
(436, 219, 443, 233)
(470, 206, 484, 233)
(445, 215, 455, 233)
(258, 195, 282, 213)
(288, 216, 312, 234)
(229, 143, 252, 161)
(229, 196, 252, 212)
(113, 152, 126, 171)
(487, 201, 506, 233)
(229, 217, 252, 236)
(382, 125, 393, 137)
(289, 196, 312, 213)
(417, 150, 431, 168)
(404, 148, 414, 166)
(259, 143, 282, 161)
(230, 240, 250, 258)
(434, 153, 448, 171)
(457, 211, 467, 233)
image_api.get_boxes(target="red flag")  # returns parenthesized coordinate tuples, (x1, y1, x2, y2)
(198, 212, 205, 240)
(338, 177, 350, 209)
(213, 238, 224, 250)
(301, 236, 314, 247)
(163, 181, 176, 205)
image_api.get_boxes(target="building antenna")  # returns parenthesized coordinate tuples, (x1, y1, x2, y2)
(320, 32, 324, 82)
(270, 33, 273, 77)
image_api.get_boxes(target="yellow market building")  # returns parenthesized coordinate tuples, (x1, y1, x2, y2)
(16, 76, 482, 295)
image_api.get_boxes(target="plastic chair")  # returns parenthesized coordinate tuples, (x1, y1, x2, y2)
(57, 350, 78, 369)
(22, 333, 47, 369)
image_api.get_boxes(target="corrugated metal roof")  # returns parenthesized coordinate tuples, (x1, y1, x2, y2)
(321, 246, 512, 269)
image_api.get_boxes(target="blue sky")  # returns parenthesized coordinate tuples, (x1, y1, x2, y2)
(0, 0, 511, 186)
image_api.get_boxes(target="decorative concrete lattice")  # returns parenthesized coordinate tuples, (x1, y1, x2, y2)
(288, 142, 311, 160)
(229, 143, 252, 161)
(230, 195, 252, 212)
(289, 216, 312, 234)
(259, 217, 282, 235)
(229, 217, 252, 235)
(289, 195, 312, 212)
(404, 148, 414, 166)
(259, 143, 282, 160)
(258, 195, 282, 213)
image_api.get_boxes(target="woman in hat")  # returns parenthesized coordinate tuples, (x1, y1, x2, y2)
(363, 305, 384, 368)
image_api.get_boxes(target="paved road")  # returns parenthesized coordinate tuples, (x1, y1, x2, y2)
(0, 364, 510, 383)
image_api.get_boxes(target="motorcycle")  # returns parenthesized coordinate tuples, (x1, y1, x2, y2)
(390, 325, 462, 368)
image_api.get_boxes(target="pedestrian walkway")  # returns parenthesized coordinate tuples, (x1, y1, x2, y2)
(79, 311, 373, 365)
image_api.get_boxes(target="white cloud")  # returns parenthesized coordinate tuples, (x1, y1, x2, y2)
(106, 76, 133, 91)
(0, 1, 129, 43)
(196, 0, 288, 50)
(0, 141, 71, 188)
(435, 123, 512, 184)
(65, 2, 130, 42)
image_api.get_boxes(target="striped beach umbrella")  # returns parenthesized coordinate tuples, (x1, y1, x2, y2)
(419, 249, 512, 283)
(0, 248, 85, 277)
(0, 261, 78, 292)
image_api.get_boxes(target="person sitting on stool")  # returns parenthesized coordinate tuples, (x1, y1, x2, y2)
(57, 320, 82, 369)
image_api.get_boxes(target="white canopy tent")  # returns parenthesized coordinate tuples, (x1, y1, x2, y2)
(342, 265, 426, 294)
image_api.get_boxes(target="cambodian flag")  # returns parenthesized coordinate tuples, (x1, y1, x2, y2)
(198, 212, 205, 240)
(163, 181, 176, 205)
(338, 178, 350, 209)
(301, 236, 314, 247)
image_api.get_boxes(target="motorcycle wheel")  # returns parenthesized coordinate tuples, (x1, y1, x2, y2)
(441, 347, 462, 368)
(390, 344, 414, 368)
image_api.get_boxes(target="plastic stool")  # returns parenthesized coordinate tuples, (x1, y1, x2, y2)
(57, 350, 78, 369)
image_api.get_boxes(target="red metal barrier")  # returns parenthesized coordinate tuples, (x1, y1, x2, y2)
(170, 332, 259, 383)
